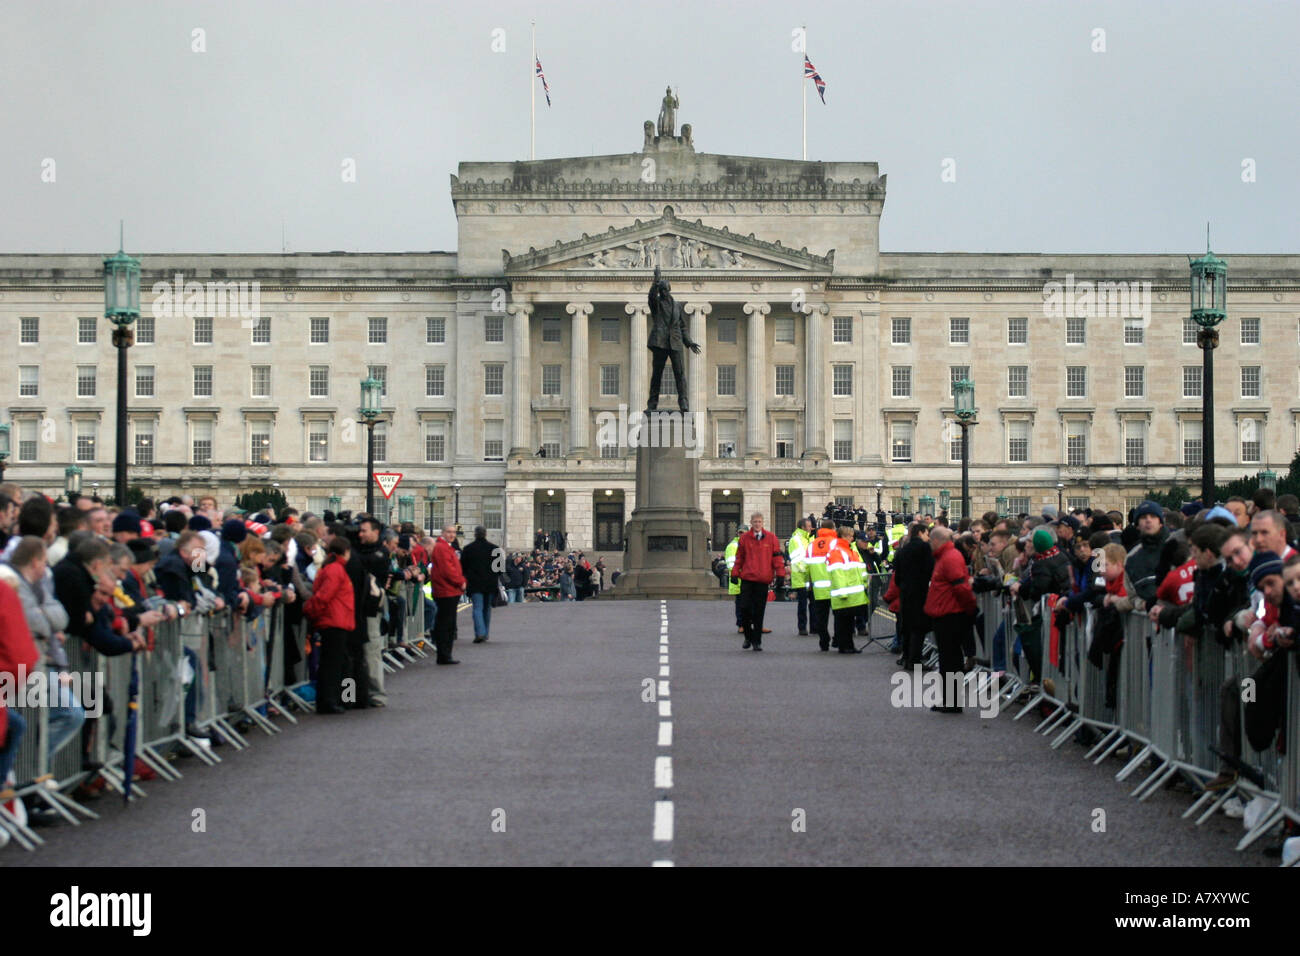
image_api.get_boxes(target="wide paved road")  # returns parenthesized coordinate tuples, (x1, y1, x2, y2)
(9, 599, 1264, 866)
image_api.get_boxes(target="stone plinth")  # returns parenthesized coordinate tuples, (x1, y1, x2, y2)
(609, 413, 723, 600)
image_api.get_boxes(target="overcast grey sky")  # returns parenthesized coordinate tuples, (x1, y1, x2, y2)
(3, 0, 1297, 256)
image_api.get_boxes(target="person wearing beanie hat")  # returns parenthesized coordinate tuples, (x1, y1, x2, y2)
(127, 537, 159, 566)
(1134, 500, 1164, 523)
(1031, 527, 1056, 554)
(188, 514, 213, 533)
(1041, 504, 1059, 521)
(1009, 524, 1072, 684)
(1247, 550, 1284, 594)
(1125, 502, 1170, 606)
(111, 511, 143, 542)
(1204, 505, 1237, 526)
(221, 518, 248, 544)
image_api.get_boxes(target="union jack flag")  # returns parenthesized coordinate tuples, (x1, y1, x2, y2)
(804, 55, 826, 104)
(535, 56, 551, 107)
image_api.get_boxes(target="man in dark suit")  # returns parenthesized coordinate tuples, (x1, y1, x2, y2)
(892, 522, 934, 668)
(460, 526, 500, 643)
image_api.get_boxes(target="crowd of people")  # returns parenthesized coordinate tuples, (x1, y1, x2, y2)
(0, 481, 587, 842)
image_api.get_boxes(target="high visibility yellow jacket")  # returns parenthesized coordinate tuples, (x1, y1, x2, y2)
(828, 538, 868, 611)
(787, 528, 813, 588)
(804, 528, 837, 602)
(724, 536, 741, 596)
(889, 523, 907, 548)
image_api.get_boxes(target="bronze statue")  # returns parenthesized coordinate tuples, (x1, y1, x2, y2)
(657, 86, 679, 138)
(646, 265, 700, 412)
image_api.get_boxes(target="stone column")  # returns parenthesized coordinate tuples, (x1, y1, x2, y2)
(802, 303, 829, 458)
(683, 301, 711, 417)
(507, 301, 533, 458)
(743, 301, 770, 456)
(564, 489, 592, 551)
(566, 302, 593, 456)
(626, 302, 649, 413)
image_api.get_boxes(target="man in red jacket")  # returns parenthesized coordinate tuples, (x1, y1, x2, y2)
(428, 524, 467, 665)
(923, 527, 976, 712)
(0, 579, 40, 790)
(731, 512, 785, 651)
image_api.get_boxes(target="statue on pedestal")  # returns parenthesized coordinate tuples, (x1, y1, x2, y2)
(657, 86, 679, 138)
(646, 265, 700, 412)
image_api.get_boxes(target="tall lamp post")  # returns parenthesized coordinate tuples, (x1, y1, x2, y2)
(939, 489, 951, 518)
(453, 481, 462, 533)
(918, 494, 935, 518)
(1258, 469, 1278, 494)
(0, 423, 9, 484)
(65, 465, 82, 501)
(1190, 241, 1227, 507)
(1056, 481, 1065, 513)
(359, 377, 383, 516)
(953, 378, 977, 521)
(995, 494, 1008, 519)
(874, 480, 884, 532)
(104, 227, 141, 506)
(900, 482, 911, 518)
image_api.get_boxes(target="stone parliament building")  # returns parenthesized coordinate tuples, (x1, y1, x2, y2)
(3, 109, 1299, 553)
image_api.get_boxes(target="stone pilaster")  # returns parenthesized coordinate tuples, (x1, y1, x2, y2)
(803, 302, 829, 458)
(683, 301, 711, 416)
(507, 301, 534, 458)
(626, 301, 650, 413)
(743, 301, 770, 455)
(567, 302, 593, 456)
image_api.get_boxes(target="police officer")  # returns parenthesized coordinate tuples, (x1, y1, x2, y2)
(787, 517, 815, 636)
(724, 525, 746, 632)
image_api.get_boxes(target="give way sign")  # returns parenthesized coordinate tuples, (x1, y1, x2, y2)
(373, 472, 403, 499)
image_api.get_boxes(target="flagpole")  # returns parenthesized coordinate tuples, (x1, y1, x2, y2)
(530, 20, 536, 161)
(801, 25, 807, 161)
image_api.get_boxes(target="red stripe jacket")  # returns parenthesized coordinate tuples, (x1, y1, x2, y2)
(732, 529, 785, 584)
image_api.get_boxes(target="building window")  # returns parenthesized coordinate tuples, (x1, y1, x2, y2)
(19, 366, 38, 397)
(484, 315, 506, 343)
(368, 317, 388, 344)
(367, 365, 387, 398)
(309, 366, 330, 398)
(1123, 318, 1145, 345)
(75, 421, 96, 463)
(1007, 366, 1028, 399)
(251, 365, 271, 398)
(540, 421, 561, 463)
(717, 365, 736, 396)
(832, 420, 853, 462)
(17, 420, 37, 462)
(836, 364, 856, 397)
(833, 316, 852, 344)
(193, 366, 213, 398)
(542, 364, 562, 396)
(193, 316, 213, 344)
(775, 365, 795, 396)
(599, 435, 619, 458)
(1066, 366, 1086, 398)
(600, 364, 620, 396)
(1066, 429, 1087, 467)
(426, 365, 445, 397)
(134, 421, 154, 466)
(1183, 365, 1203, 398)
(774, 420, 796, 459)
(949, 365, 970, 396)
(716, 419, 738, 459)
(426, 317, 446, 344)
(949, 317, 970, 345)
(1066, 496, 1090, 511)
(891, 317, 911, 345)
(1241, 317, 1260, 346)
(484, 420, 504, 461)
(308, 424, 329, 463)
(601, 318, 620, 343)
(949, 426, 964, 463)
(19, 318, 39, 344)
(532, 317, 557, 344)
(1182, 420, 1202, 467)
(135, 366, 155, 398)
(1007, 497, 1030, 516)
(310, 317, 330, 344)
(78, 317, 97, 344)
(1008, 317, 1028, 345)
(1124, 421, 1146, 467)
(136, 316, 155, 344)
(888, 365, 907, 399)
(890, 421, 913, 463)
(192, 419, 213, 465)
(1066, 317, 1086, 345)
(77, 366, 96, 398)
(1240, 419, 1262, 463)
(424, 421, 446, 462)
(717, 318, 737, 343)
(250, 427, 271, 465)
(1007, 420, 1030, 463)
(484, 363, 505, 396)
(371, 422, 387, 463)
(251, 317, 271, 344)
(482, 496, 504, 533)
(1124, 365, 1145, 398)
(774, 317, 795, 343)
(1183, 318, 1198, 345)
(1241, 365, 1261, 399)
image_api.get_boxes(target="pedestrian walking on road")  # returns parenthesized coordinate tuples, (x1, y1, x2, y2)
(460, 526, 499, 643)
(730, 512, 784, 651)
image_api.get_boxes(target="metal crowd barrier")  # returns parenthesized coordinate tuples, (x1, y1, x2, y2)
(0, 580, 437, 853)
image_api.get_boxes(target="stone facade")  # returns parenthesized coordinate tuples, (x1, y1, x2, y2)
(2, 116, 1299, 550)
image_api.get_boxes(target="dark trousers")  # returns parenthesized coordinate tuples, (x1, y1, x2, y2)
(853, 604, 869, 634)
(433, 596, 461, 661)
(795, 587, 809, 631)
(648, 347, 687, 410)
(345, 629, 369, 708)
(832, 607, 858, 651)
(812, 598, 832, 649)
(734, 593, 745, 628)
(315, 627, 350, 712)
(933, 614, 968, 708)
(738, 579, 769, 646)
(900, 603, 929, 668)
